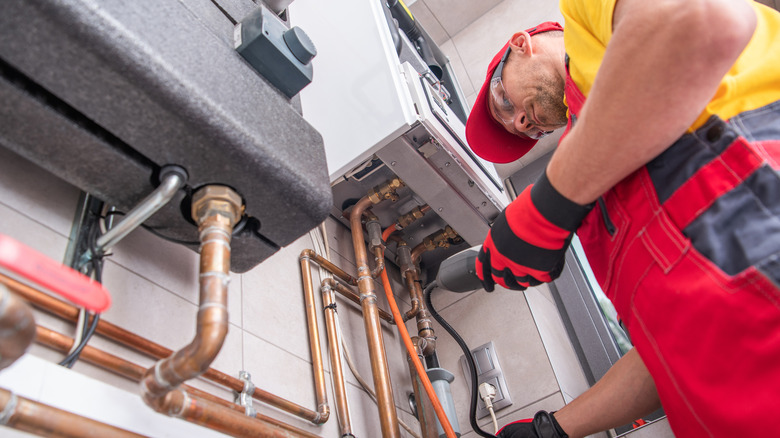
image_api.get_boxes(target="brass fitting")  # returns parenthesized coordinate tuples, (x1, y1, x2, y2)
(422, 226, 458, 251)
(191, 186, 244, 226)
(396, 205, 427, 229)
(367, 178, 405, 204)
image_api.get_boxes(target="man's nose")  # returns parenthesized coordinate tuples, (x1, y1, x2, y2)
(512, 110, 533, 133)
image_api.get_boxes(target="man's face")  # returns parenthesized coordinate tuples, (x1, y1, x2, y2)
(487, 50, 568, 139)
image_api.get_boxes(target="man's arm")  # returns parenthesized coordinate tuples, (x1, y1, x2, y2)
(554, 348, 661, 438)
(547, 0, 757, 205)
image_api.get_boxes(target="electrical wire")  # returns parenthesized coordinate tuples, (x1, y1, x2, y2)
(423, 281, 497, 438)
(58, 312, 100, 368)
(60, 203, 107, 368)
(489, 406, 499, 434)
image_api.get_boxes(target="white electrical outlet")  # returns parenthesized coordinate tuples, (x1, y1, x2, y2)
(459, 341, 513, 419)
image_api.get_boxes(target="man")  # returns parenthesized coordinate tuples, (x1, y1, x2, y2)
(464, 0, 780, 436)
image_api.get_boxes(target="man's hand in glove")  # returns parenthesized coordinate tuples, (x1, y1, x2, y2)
(476, 171, 593, 291)
(497, 411, 569, 438)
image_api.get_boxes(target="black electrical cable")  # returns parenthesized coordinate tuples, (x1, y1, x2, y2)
(60, 209, 105, 368)
(423, 281, 498, 438)
(58, 312, 100, 368)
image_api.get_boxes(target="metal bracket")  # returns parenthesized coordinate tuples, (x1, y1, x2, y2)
(237, 370, 256, 417)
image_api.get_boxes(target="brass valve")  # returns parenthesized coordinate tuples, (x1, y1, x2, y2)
(367, 178, 405, 204)
(421, 226, 459, 251)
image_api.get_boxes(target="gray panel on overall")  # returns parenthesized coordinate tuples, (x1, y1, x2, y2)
(0, 0, 332, 273)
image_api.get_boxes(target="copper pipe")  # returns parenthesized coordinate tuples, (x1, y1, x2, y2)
(331, 280, 394, 323)
(409, 271, 436, 357)
(370, 246, 386, 278)
(410, 226, 459, 262)
(34, 325, 319, 438)
(407, 337, 439, 438)
(141, 186, 240, 412)
(396, 243, 421, 322)
(0, 387, 146, 438)
(402, 270, 421, 322)
(399, 245, 438, 357)
(377, 254, 457, 438)
(0, 285, 35, 370)
(410, 244, 428, 263)
(300, 249, 357, 286)
(321, 279, 352, 436)
(0, 273, 319, 423)
(298, 255, 330, 425)
(365, 212, 386, 278)
(160, 389, 302, 438)
(300, 247, 392, 322)
(349, 196, 400, 438)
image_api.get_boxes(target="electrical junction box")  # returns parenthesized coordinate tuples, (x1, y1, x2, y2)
(235, 5, 316, 98)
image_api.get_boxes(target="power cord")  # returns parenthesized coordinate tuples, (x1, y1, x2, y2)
(479, 382, 499, 434)
(423, 281, 497, 438)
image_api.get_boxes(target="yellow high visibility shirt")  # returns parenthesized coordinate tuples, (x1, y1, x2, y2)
(560, 0, 780, 129)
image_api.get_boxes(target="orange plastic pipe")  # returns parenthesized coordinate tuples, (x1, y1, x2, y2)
(381, 225, 398, 243)
(379, 262, 456, 438)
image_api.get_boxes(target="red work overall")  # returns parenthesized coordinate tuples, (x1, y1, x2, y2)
(562, 65, 780, 437)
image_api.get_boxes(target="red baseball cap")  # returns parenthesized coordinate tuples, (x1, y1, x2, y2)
(465, 22, 564, 164)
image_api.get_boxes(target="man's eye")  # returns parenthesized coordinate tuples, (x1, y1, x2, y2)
(499, 94, 513, 111)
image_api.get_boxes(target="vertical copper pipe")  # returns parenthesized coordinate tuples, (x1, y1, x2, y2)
(407, 337, 439, 438)
(0, 285, 35, 370)
(321, 278, 352, 436)
(0, 273, 319, 423)
(0, 387, 146, 438)
(349, 196, 401, 438)
(405, 271, 436, 356)
(396, 243, 421, 322)
(298, 255, 330, 424)
(34, 325, 320, 438)
(402, 270, 422, 322)
(141, 187, 240, 413)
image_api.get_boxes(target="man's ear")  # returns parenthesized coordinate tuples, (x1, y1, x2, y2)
(508, 31, 533, 58)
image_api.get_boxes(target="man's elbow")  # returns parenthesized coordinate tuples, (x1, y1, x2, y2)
(676, 0, 757, 62)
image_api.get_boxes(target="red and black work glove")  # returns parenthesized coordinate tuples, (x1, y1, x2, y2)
(497, 411, 569, 438)
(477, 171, 593, 291)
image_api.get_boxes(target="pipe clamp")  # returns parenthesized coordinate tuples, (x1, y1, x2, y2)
(0, 391, 17, 425)
(237, 370, 257, 417)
